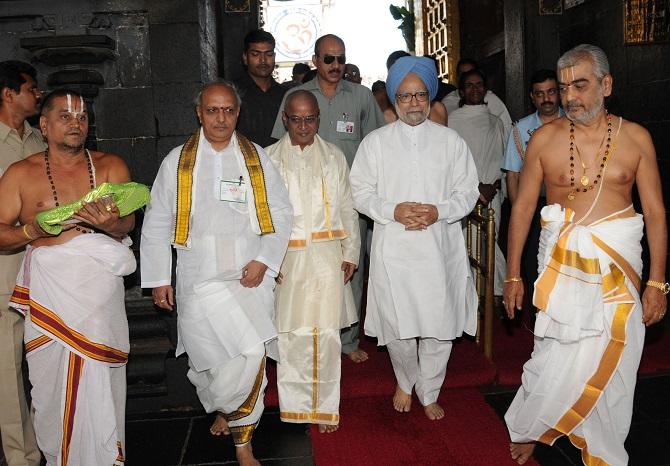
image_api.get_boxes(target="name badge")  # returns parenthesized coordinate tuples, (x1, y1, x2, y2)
(336, 120, 355, 134)
(220, 179, 247, 203)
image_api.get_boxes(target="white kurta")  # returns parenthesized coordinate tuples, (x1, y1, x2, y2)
(449, 104, 508, 294)
(442, 89, 512, 138)
(141, 131, 292, 369)
(140, 131, 292, 445)
(350, 119, 480, 346)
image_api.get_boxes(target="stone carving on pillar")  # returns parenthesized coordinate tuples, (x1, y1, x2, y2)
(225, 0, 251, 13)
(20, 34, 117, 149)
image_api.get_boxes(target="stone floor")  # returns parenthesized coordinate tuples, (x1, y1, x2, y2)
(484, 374, 670, 466)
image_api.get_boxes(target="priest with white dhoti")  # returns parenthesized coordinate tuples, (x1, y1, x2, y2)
(448, 68, 508, 295)
(140, 81, 292, 466)
(266, 90, 360, 433)
(350, 57, 480, 420)
(503, 44, 667, 466)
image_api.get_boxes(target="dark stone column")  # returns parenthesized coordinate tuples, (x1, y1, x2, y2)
(217, 0, 259, 80)
(503, 0, 525, 120)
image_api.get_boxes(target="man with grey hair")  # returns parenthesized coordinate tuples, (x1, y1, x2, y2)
(141, 80, 292, 465)
(503, 44, 667, 465)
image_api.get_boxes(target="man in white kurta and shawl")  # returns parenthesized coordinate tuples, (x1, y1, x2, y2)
(265, 90, 360, 433)
(503, 44, 667, 466)
(448, 68, 508, 296)
(350, 57, 480, 420)
(140, 81, 292, 466)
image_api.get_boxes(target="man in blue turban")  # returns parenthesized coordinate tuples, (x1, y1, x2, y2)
(386, 55, 448, 125)
(350, 55, 481, 420)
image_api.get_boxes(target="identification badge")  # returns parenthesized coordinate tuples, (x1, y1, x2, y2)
(336, 120, 355, 133)
(220, 178, 247, 203)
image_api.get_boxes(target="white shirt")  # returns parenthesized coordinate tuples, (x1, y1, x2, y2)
(140, 131, 293, 295)
(448, 104, 506, 185)
(350, 119, 480, 344)
(442, 89, 512, 138)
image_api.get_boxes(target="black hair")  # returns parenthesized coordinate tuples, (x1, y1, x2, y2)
(529, 69, 558, 92)
(314, 34, 345, 57)
(386, 50, 410, 70)
(301, 69, 317, 83)
(292, 63, 311, 75)
(0, 60, 37, 106)
(458, 68, 487, 91)
(456, 58, 478, 72)
(40, 89, 85, 115)
(371, 80, 386, 93)
(243, 29, 275, 52)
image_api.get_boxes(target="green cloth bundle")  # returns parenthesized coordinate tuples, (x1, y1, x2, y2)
(36, 182, 151, 235)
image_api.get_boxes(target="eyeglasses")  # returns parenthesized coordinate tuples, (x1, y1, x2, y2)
(395, 91, 430, 103)
(285, 114, 319, 125)
(344, 71, 359, 78)
(322, 54, 346, 65)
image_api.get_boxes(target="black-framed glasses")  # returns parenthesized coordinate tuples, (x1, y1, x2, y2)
(395, 91, 430, 103)
(285, 114, 319, 125)
(323, 54, 346, 65)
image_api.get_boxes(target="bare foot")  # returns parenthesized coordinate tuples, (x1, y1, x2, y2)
(423, 402, 445, 420)
(510, 442, 535, 465)
(347, 349, 369, 363)
(393, 385, 412, 413)
(318, 424, 339, 433)
(236, 442, 260, 466)
(209, 413, 230, 436)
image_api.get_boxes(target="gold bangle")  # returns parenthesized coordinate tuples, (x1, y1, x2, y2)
(504, 277, 523, 283)
(22, 224, 34, 240)
(646, 280, 670, 295)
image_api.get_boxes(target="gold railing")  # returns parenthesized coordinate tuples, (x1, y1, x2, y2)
(465, 204, 495, 361)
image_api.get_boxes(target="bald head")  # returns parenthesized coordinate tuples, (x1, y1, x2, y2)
(282, 90, 320, 149)
(285, 90, 319, 113)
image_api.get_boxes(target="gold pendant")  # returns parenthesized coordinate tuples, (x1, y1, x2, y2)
(580, 175, 589, 186)
(568, 191, 575, 201)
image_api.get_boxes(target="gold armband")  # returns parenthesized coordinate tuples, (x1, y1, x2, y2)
(22, 224, 34, 241)
(646, 280, 670, 295)
(504, 277, 523, 283)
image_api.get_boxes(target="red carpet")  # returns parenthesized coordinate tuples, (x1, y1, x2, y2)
(492, 314, 670, 386)
(265, 316, 669, 465)
(264, 336, 496, 408)
(310, 389, 538, 466)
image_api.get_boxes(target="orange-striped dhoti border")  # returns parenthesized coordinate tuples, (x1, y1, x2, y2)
(10, 234, 135, 466)
(505, 204, 645, 466)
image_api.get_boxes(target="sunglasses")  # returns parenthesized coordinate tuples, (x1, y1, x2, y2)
(322, 54, 346, 65)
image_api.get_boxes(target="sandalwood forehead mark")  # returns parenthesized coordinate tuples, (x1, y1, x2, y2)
(559, 66, 576, 84)
(65, 93, 86, 117)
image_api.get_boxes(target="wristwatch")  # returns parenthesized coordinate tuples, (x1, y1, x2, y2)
(646, 280, 670, 295)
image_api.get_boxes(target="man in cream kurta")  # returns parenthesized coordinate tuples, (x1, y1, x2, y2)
(0, 60, 44, 466)
(350, 57, 480, 420)
(266, 91, 359, 433)
(448, 68, 508, 295)
(140, 81, 292, 466)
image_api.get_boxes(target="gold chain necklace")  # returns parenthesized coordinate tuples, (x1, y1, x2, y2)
(568, 113, 612, 201)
